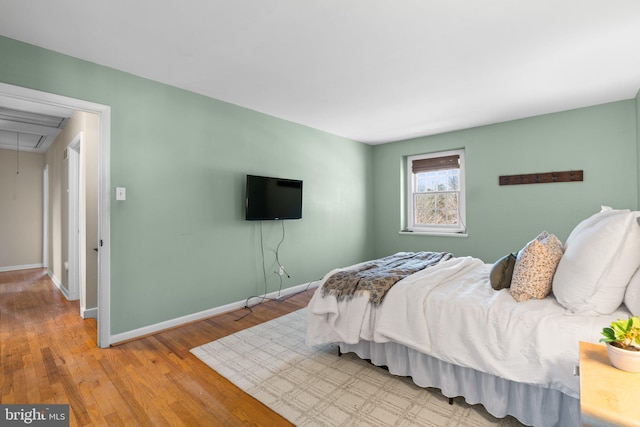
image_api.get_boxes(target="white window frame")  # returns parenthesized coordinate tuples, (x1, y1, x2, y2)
(406, 149, 466, 235)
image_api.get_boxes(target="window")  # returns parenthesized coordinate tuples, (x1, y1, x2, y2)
(406, 149, 466, 234)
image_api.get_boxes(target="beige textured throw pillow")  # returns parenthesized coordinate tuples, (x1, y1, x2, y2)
(510, 231, 564, 302)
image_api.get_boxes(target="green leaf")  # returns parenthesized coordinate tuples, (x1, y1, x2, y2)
(600, 327, 616, 342)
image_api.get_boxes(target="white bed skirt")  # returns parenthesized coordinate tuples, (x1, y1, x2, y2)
(339, 340, 579, 427)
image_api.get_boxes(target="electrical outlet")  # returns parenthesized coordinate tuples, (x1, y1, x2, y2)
(278, 266, 285, 276)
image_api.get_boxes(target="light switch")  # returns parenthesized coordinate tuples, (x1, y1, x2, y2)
(116, 187, 126, 201)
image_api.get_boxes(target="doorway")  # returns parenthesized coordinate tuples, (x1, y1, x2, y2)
(0, 82, 112, 348)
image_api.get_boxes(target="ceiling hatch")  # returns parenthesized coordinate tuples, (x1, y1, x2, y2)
(0, 107, 68, 153)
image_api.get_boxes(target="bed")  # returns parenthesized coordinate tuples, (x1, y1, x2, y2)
(306, 208, 640, 427)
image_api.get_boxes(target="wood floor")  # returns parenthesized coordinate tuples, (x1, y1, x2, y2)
(0, 268, 315, 426)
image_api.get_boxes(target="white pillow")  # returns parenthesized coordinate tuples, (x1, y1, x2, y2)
(564, 206, 612, 247)
(510, 231, 564, 302)
(624, 267, 640, 316)
(610, 210, 640, 300)
(552, 209, 639, 314)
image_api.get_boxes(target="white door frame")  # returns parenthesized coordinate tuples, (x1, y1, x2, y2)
(67, 135, 82, 302)
(42, 165, 49, 269)
(0, 82, 112, 348)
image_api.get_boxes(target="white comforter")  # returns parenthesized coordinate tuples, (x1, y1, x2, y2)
(306, 255, 631, 398)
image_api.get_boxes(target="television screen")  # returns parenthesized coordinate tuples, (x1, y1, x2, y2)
(245, 175, 303, 220)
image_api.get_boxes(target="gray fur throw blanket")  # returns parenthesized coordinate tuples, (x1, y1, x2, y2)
(321, 251, 453, 305)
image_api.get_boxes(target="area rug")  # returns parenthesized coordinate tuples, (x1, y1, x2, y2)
(190, 308, 523, 427)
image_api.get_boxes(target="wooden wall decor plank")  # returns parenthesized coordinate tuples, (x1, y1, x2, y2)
(499, 170, 583, 186)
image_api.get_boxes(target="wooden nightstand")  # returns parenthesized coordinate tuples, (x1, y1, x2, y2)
(579, 341, 640, 426)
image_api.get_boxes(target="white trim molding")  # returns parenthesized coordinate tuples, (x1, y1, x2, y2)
(0, 264, 44, 272)
(81, 307, 98, 319)
(47, 270, 67, 298)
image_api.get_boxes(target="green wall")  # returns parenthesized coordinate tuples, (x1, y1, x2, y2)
(0, 36, 374, 334)
(2, 34, 639, 338)
(371, 101, 639, 263)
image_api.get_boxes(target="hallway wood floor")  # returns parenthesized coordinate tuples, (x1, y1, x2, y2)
(0, 268, 314, 426)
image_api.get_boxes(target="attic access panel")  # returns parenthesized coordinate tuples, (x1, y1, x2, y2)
(0, 107, 68, 152)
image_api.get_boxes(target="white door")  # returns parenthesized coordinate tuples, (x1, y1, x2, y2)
(67, 135, 81, 302)
(43, 165, 49, 269)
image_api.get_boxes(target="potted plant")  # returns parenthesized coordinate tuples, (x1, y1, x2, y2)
(600, 316, 640, 372)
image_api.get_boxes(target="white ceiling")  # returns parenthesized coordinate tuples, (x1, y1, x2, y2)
(1, 0, 640, 144)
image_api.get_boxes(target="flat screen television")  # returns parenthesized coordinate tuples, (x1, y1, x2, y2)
(245, 174, 303, 220)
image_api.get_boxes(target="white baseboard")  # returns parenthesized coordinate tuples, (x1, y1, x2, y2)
(109, 281, 319, 345)
(0, 263, 44, 272)
(47, 271, 69, 299)
(82, 307, 98, 319)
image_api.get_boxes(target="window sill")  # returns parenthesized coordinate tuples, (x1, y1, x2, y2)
(398, 230, 468, 238)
